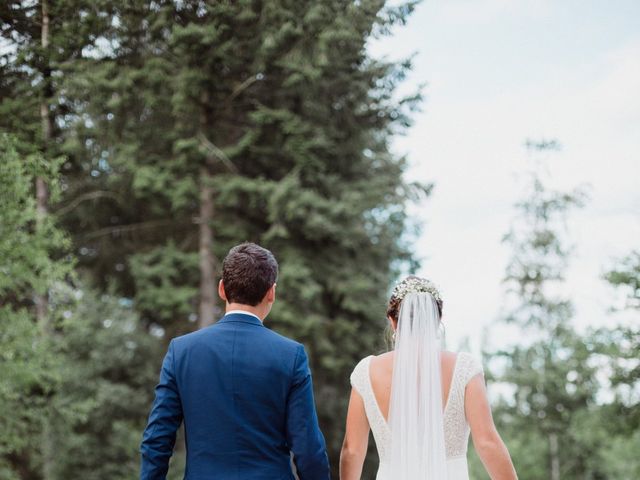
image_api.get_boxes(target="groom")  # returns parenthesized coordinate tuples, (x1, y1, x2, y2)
(140, 242, 330, 479)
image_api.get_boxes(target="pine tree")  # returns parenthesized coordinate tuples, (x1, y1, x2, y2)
(1, 5, 117, 477)
(589, 252, 640, 477)
(1, 133, 162, 479)
(482, 140, 604, 480)
(605, 251, 640, 311)
(47, 288, 163, 480)
(56, 3, 424, 474)
(0, 135, 73, 478)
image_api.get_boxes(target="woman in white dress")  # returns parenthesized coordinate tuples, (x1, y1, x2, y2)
(339, 276, 517, 480)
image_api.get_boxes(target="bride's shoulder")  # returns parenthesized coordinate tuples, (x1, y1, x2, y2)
(350, 355, 369, 372)
(351, 354, 377, 372)
(454, 351, 484, 382)
(349, 355, 374, 393)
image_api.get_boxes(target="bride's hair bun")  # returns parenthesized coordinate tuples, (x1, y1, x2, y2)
(386, 275, 443, 321)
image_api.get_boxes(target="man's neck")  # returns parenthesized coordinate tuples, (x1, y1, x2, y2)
(225, 303, 265, 322)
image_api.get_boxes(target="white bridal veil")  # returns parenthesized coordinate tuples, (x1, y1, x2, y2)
(388, 292, 447, 479)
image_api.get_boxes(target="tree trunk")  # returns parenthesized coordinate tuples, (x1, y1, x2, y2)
(39, 2, 55, 479)
(36, 0, 51, 331)
(549, 432, 560, 480)
(34, 176, 49, 328)
(198, 167, 216, 327)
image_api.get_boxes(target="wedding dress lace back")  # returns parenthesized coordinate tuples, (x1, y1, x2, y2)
(350, 352, 483, 480)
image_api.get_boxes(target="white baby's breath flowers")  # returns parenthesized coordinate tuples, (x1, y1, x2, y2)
(391, 276, 442, 304)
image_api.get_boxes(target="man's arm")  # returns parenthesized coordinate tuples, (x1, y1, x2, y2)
(285, 344, 331, 480)
(140, 340, 183, 480)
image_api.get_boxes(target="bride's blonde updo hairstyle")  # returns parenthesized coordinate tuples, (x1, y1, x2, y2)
(386, 275, 443, 323)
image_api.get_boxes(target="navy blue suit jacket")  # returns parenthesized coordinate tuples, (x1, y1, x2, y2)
(140, 312, 330, 480)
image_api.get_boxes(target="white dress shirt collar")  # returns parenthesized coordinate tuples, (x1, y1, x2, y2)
(225, 310, 262, 322)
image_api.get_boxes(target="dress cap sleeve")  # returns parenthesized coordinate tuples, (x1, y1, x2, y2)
(350, 356, 371, 397)
(462, 353, 484, 385)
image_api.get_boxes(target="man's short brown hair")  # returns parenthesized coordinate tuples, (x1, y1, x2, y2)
(222, 242, 278, 306)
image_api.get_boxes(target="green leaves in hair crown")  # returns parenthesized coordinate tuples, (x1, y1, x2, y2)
(391, 276, 442, 304)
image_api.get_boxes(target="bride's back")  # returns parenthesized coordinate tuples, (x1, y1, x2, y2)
(369, 350, 458, 421)
(341, 277, 517, 479)
(348, 350, 485, 479)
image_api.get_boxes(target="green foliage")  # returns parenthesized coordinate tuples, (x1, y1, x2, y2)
(0, 136, 70, 298)
(605, 251, 640, 311)
(486, 142, 640, 479)
(487, 142, 600, 479)
(47, 288, 161, 480)
(590, 255, 640, 473)
(501, 153, 587, 328)
(129, 241, 199, 325)
(0, 134, 158, 479)
(0, 135, 72, 477)
(600, 429, 640, 478)
(0, 0, 115, 154)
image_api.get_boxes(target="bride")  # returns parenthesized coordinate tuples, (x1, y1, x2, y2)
(339, 276, 517, 479)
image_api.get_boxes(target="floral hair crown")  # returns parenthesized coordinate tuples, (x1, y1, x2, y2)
(390, 276, 442, 305)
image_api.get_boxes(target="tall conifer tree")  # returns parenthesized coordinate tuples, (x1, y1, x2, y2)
(0, 135, 74, 478)
(482, 141, 602, 479)
(60, 2, 425, 471)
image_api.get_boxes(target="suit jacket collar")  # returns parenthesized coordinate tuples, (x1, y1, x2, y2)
(219, 311, 264, 326)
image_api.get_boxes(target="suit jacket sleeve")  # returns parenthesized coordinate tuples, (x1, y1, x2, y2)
(140, 339, 183, 480)
(286, 344, 331, 480)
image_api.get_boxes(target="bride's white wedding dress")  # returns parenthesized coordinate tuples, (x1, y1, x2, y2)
(350, 352, 483, 480)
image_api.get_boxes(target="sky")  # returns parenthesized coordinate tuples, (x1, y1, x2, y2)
(371, 0, 640, 352)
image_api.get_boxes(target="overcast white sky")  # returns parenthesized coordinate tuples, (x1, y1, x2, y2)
(372, 0, 640, 352)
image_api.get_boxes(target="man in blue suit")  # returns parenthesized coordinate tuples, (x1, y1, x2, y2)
(140, 242, 330, 479)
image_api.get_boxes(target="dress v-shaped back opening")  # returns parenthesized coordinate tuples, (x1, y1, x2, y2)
(350, 350, 484, 477)
(366, 353, 460, 425)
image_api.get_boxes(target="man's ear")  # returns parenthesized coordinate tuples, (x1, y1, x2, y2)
(218, 280, 227, 302)
(266, 283, 277, 304)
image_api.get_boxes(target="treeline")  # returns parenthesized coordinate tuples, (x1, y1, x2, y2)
(1, 1, 424, 479)
(467, 142, 640, 479)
